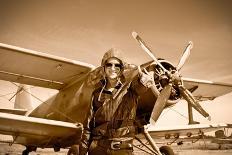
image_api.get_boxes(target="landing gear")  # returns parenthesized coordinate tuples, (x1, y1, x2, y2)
(159, 146, 174, 155)
(142, 125, 162, 155)
(22, 146, 37, 155)
(142, 125, 175, 155)
(54, 146, 61, 152)
(67, 145, 79, 155)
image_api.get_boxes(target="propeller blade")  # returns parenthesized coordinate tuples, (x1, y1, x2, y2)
(150, 84, 172, 122)
(176, 41, 193, 71)
(179, 85, 210, 118)
(132, 32, 169, 74)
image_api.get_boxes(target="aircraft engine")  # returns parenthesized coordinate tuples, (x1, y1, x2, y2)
(145, 59, 181, 106)
(133, 32, 210, 124)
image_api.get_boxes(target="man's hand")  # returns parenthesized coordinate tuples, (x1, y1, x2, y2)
(139, 67, 155, 88)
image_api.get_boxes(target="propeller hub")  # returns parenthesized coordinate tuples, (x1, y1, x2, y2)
(148, 60, 181, 103)
(170, 71, 182, 85)
(159, 74, 169, 87)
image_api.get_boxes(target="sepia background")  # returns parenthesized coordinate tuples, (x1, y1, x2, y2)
(0, 0, 231, 127)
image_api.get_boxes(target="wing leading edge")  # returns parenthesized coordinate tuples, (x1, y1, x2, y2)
(0, 112, 82, 138)
(0, 43, 95, 90)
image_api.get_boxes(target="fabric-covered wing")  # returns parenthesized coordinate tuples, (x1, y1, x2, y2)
(0, 43, 95, 90)
(148, 123, 229, 138)
(183, 78, 232, 101)
(0, 112, 82, 138)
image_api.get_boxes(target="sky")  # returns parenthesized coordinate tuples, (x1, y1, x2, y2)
(0, 0, 231, 126)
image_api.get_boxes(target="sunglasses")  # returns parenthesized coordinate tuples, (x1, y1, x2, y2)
(105, 63, 122, 69)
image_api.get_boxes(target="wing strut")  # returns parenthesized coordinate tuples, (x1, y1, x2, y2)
(188, 103, 199, 124)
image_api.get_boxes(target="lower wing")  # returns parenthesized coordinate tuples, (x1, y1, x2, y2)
(148, 123, 230, 139)
(0, 112, 82, 142)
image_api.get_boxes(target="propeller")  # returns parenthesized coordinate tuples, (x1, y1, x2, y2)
(132, 32, 210, 123)
(132, 32, 169, 74)
(176, 41, 193, 71)
(151, 84, 172, 122)
(178, 85, 209, 118)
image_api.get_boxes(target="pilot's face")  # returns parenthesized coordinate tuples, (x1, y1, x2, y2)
(105, 58, 122, 80)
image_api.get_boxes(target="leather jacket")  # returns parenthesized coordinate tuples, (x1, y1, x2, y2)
(79, 48, 146, 154)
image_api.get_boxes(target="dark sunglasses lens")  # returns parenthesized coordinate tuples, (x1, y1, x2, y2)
(115, 64, 122, 68)
(105, 63, 113, 67)
(105, 63, 122, 69)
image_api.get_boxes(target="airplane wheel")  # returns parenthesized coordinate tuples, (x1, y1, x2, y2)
(22, 146, 36, 155)
(159, 146, 174, 155)
(67, 145, 79, 155)
(22, 149, 29, 155)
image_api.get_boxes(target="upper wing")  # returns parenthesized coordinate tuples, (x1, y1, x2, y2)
(0, 43, 95, 90)
(0, 112, 82, 138)
(148, 123, 230, 138)
(183, 77, 232, 101)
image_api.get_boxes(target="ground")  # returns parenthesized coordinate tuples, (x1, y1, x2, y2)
(1, 140, 232, 155)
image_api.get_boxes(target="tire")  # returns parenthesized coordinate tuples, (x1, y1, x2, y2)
(67, 145, 79, 155)
(22, 150, 29, 155)
(159, 145, 174, 155)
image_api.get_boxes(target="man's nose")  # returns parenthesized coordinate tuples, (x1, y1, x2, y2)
(113, 64, 118, 68)
(111, 65, 117, 70)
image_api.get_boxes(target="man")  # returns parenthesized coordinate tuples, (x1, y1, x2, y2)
(79, 48, 155, 155)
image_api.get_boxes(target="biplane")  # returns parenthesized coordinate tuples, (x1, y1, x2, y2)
(0, 32, 231, 155)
